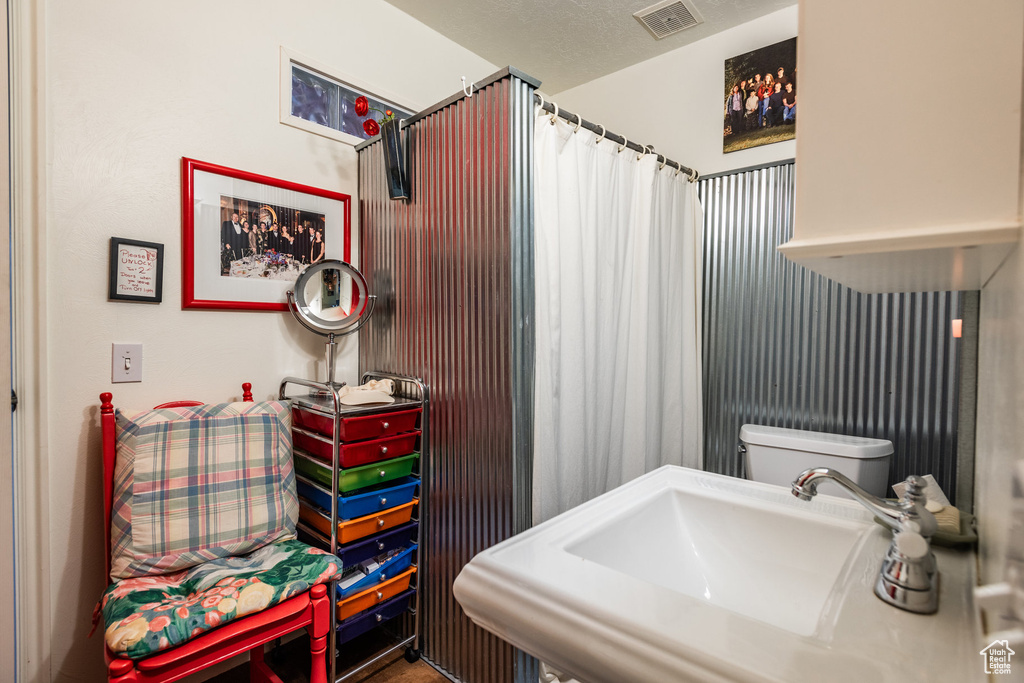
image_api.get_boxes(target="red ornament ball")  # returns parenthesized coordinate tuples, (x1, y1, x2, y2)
(354, 96, 369, 117)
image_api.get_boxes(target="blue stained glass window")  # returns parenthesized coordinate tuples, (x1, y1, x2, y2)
(290, 64, 413, 142)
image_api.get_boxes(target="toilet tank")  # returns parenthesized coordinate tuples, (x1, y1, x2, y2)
(739, 424, 893, 498)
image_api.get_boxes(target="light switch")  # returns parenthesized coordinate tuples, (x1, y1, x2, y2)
(112, 343, 143, 383)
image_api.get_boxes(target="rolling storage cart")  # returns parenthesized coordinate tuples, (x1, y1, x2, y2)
(279, 371, 427, 682)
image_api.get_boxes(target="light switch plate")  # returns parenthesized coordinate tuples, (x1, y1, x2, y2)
(112, 343, 143, 383)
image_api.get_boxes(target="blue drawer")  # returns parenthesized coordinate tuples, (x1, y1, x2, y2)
(296, 475, 418, 520)
(336, 589, 415, 644)
(336, 544, 417, 598)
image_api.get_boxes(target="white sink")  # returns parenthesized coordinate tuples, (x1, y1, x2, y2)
(564, 483, 867, 637)
(454, 466, 978, 683)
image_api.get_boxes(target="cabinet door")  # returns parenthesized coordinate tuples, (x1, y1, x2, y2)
(782, 0, 1023, 292)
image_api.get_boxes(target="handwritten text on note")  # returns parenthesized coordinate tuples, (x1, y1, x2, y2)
(116, 244, 159, 297)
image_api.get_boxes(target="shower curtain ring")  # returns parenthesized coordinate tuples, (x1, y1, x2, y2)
(536, 93, 545, 112)
(550, 102, 559, 126)
(675, 163, 682, 176)
(637, 144, 653, 162)
(461, 76, 475, 98)
(659, 155, 668, 170)
(594, 124, 606, 144)
(617, 137, 629, 153)
(687, 168, 700, 183)
(572, 113, 583, 134)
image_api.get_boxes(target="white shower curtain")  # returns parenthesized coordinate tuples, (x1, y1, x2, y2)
(532, 109, 704, 524)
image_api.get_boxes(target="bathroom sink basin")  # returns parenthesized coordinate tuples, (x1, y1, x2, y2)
(454, 466, 978, 683)
(564, 481, 867, 636)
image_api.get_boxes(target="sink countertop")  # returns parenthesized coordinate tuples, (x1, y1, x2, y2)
(454, 466, 981, 683)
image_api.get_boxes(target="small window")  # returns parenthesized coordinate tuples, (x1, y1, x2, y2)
(280, 48, 418, 146)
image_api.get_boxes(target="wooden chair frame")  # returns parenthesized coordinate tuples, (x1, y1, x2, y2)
(99, 384, 329, 683)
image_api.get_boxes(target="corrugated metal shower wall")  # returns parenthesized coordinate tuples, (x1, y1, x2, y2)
(698, 161, 962, 503)
(357, 68, 537, 683)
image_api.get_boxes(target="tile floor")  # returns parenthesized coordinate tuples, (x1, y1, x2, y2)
(208, 630, 448, 683)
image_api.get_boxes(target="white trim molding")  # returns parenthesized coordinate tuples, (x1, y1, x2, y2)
(9, 0, 51, 680)
(778, 220, 1021, 293)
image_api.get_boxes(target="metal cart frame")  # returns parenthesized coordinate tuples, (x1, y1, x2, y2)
(279, 372, 427, 683)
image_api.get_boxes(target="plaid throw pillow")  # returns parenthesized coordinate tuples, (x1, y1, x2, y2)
(110, 401, 297, 580)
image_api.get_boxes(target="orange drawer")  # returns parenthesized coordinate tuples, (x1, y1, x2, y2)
(293, 407, 421, 441)
(336, 567, 417, 621)
(295, 429, 419, 468)
(299, 500, 417, 545)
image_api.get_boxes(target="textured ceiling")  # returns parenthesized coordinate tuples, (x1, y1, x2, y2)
(382, 0, 796, 93)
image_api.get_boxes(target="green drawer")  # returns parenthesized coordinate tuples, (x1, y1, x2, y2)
(294, 451, 419, 493)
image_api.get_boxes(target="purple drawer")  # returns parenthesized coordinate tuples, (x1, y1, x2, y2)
(336, 589, 415, 644)
(297, 521, 419, 567)
(338, 521, 419, 567)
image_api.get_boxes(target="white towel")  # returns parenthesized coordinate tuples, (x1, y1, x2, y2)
(338, 378, 395, 406)
(540, 662, 580, 683)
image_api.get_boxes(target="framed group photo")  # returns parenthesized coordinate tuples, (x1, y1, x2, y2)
(723, 37, 797, 154)
(181, 157, 351, 311)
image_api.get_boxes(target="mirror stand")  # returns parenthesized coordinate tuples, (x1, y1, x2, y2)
(325, 333, 338, 387)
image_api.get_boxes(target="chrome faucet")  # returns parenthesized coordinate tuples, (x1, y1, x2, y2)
(791, 468, 939, 614)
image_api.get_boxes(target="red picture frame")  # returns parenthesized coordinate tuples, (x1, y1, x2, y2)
(181, 157, 351, 311)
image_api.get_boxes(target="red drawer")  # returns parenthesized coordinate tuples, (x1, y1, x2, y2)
(293, 407, 421, 441)
(294, 428, 419, 468)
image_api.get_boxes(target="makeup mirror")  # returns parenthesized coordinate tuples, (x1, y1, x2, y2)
(287, 259, 375, 387)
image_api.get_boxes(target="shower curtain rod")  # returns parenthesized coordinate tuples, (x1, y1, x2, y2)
(534, 94, 699, 181)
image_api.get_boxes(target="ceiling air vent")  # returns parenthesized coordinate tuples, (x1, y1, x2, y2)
(633, 0, 703, 40)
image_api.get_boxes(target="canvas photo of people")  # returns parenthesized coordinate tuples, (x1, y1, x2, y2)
(723, 37, 797, 154)
(219, 196, 327, 279)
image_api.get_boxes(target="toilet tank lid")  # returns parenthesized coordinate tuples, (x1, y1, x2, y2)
(739, 424, 894, 459)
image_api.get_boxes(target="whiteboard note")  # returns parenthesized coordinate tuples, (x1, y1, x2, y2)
(111, 241, 162, 301)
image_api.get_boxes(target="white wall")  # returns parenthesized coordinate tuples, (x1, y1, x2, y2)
(974, 124, 1024, 585)
(41, 1, 494, 680)
(551, 5, 797, 177)
(976, 238, 1024, 586)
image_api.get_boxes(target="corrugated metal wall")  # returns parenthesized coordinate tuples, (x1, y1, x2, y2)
(699, 161, 963, 503)
(357, 69, 537, 683)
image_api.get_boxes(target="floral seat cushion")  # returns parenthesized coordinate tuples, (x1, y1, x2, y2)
(101, 539, 342, 660)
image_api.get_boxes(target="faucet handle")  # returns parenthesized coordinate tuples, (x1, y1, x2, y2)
(893, 529, 930, 562)
(903, 475, 928, 502)
(897, 475, 938, 539)
(875, 530, 939, 613)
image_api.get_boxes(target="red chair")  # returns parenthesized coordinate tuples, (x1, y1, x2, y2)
(99, 384, 331, 683)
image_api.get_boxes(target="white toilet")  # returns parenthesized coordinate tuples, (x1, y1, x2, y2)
(739, 424, 893, 498)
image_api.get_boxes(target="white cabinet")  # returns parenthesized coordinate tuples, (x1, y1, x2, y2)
(778, 0, 1024, 293)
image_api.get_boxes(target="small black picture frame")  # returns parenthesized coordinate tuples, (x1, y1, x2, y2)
(108, 237, 164, 303)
